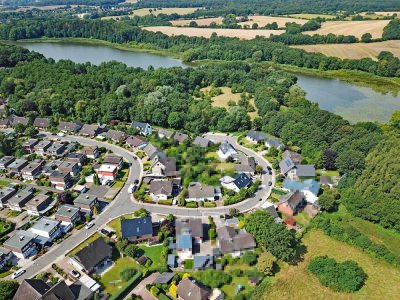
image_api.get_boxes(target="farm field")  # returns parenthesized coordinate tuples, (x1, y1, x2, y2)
(131, 7, 202, 17)
(293, 40, 400, 60)
(360, 11, 400, 18)
(238, 15, 307, 27)
(262, 230, 400, 300)
(303, 20, 391, 39)
(287, 13, 337, 19)
(171, 17, 223, 26)
(144, 26, 284, 39)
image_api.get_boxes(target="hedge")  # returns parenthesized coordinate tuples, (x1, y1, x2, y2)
(108, 271, 142, 300)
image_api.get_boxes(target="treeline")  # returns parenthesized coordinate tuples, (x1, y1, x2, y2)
(0, 43, 44, 67)
(1, 18, 400, 77)
(4, 0, 123, 6)
(270, 33, 358, 45)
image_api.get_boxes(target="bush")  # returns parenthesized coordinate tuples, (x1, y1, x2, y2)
(193, 270, 232, 288)
(256, 252, 276, 275)
(0, 280, 19, 300)
(203, 201, 216, 207)
(120, 268, 136, 281)
(150, 286, 160, 297)
(208, 228, 216, 240)
(185, 202, 198, 208)
(241, 251, 257, 266)
(184, 259, 194, 269)
(308, 256, 366, 292)
(124, 244, 140, 258)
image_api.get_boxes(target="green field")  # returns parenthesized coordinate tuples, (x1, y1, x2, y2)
(139, 244, 165, 270)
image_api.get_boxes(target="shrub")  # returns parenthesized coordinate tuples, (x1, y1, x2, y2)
(124, 244, 140, 258)
(185, 202, 197, 208)
(256, 252, 276, 275)
(0, 280, 19, 300)
(308, 256, 367, 292)
(208, 228, 216, 240)
(150, 286, 160, 297)
(193, 270, 232, 288)
(241, 251, 257, 266)
(120, 268, 136, 281)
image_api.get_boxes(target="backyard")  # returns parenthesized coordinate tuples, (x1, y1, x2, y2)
(138, 244, 166, 271)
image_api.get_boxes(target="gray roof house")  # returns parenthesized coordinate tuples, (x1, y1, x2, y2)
(173, 132, 189, 144)
(3, 230, 37, 258)
(73, 194, 98, 213)
(277, 191, 305, 216)
(58, 121, 83, 133)
(279, 158, 296, 174)
(126, 136, 148, 149)
(265, 137, 285, 150)
(177, 278, 211, 300)
(121, 217, 153, 242)
(33, 117, 50, 129)
(151, 153, 178, 177)
(131, 121, 152, 136)
(143, 143, 161, 159)
(0, 156, 15, 170)
(176, 218, 204, 243)
(186, 183, 217, 202)
(150, 180, 173, 201)
(28, 217, 61, 245)
(246, 130, 267, 143)
(193, 255, 214, 270)
(158, 128, 174, 139)
(54, 204, 81, 226)
(11, 115, 30, 126)
(13, 279, 75, 300)
(193, 136, 213, 148)
(105, 129, 127, 142)
(7, 158, 29, 174)
(235, 156, 256, 175)
(79, 124, 106, 137)
(25, 193, 52, 216)
(282, 150, 303, 164)
(8, 189, 34, 211)
(0, 185, 16, 208)
(217, 141, 237, 160)
(216, 226, 256, 256)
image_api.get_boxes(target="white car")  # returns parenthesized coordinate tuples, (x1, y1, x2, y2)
(11, 269, 25, 279)
(57, 132, 65, 137)
(85, 222, 94, 230)
(128, 184, 138, 193)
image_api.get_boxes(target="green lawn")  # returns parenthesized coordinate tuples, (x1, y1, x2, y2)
(100, 257, 141, 295)
(107, 215, 134, 237)
(213, 162, 235, 172)
(221, 276, 252, 299)
(316, 169, 340, 177)
(294, 211, 312, 228)
(0, 220, 12, 235)
(0, 180, 10, 188)
(139, 244, 165, 270)
(68, 233, 102, 256)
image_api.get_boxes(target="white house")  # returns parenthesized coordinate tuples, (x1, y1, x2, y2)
(28, 217, 62, 245)
(131, 121, 152, 136)
(220, 173, 252, 193)
(217, 141, 237, 161)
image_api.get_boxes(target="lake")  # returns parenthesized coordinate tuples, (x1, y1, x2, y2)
(17, 41, 400, 124)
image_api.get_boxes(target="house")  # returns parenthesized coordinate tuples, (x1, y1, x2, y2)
(143, 144, 161, 159)
(105, 129, 127, 142)
(70, 237, 112, 274)
(282, 150, 303, 164)
(8, 189, 33, 211)
(7, 158, 29, 175)
(125, 135, 148, 149)
(234, 156, 257, 175)
(67, 152, 86, 166)
(0, 185, 16, 208)
(11, 115, 30, 127)
(151, 153, 178, 177)
(176, 218, 204, 244)
(121, 216, 153, 242)
(154, 272, 175, 284)
(33, 117, 50, 129)
(0, 156, 15, 170)
(58, 161, 80, 177)
(49, 171, 72, 190)
(103, 154, 123, 169)
(217, 141, 237, 161)
(0, 247, 12, 270)
(193, 255, 214, 270)
(150, 180, 173, 201)
(277, 191, 305, 216)
(220, 173, 252, 193)
(22, 139, 38, 153)
(21, 163, 42, 180)
(79, 124, 106, 137)
(173, 132, 189, 144)
(55, 204, 81, 231)
(246, 130, 268, 144)
(224, 217, 239, 227)
(279, 158, 315, 180)
(25, 193, 53, 216)
(158, 128, 174, 139)
(82, 146, 99, 159)
(34, 140, 52, 156)
(176, 232, 193, 260)
(261, 201, 280, 219)
(69, 280, 94, 300)
(72, 185, 88, 194)
(282, 179, 320, 205)
(216, 226, 256, 257)
(46, 142, 66, 157)
(0, 118, 11, 128)
(177, 278, 211, 300)
(58, 121, 83, 133)
(3, 230, 37, 259)
(320, 175, 340, 188)
(193, 136, 213, 148)
(186, 183, 217, 202)
(13, 279, 76, 300)
(96, 164, 118, 181)
(265, 137, 285, 150)
(131, 121, 152, 136)
(73, 194, 98, 214)
(65, 142, 77, 154)
(28, 217, 62, 245)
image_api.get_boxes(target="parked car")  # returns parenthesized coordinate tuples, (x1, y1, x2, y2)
(268, 181, 272, 186)
(134, 179, 139, 184)
(69, 270, 80, 278)
(57, 132, 65, 137)
(11, 269, 25, 279)
(85, 222, 94, 230)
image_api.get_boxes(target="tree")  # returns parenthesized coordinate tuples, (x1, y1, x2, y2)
(241, 251, 257, 265)
(116, 238, 128, 252)
(361, 32, 372, 43)
(257, 252, 276, 275)
(229, 208, 239, 217)
(322, 149, 337, 170)
(255, 164, 263, 174)
(389, 110, 400, 129)
(189, 21, 198, 27)
(57, 192, 73, 205)
(93, 173, 101, 186)
(124, 244, 140, 258)
(24, 126, 38, 137)
(134, 208, 150, 218)
(319, 188, 340, 212)
(208, 228, 216, 240)
(336, 150, 365, 175)
(120, 268, 136, 281)
(252, 23, 259, 29)
(0, 280, 19, 300)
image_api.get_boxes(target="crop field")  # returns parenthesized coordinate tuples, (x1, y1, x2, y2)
(262, 230, 400, 300)
(293, 40, 400, 60)
(144, 26, 284, 39)
(238, 15, 307, 27)
(288, 13, 337, 20)
(303, 20, 391, 39)
(131, 7, 202, 17)
(170, 17, 224, 26)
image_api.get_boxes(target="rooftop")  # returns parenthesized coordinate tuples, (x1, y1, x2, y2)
(30, 217, 60, 233)
(74, 194, 97, 205)
(55, 204, 80, 218)
(121, 216, 153, 239)
(3, 230, 37, 250)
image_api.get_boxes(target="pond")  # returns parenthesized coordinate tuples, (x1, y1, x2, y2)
(17, 41, 400, 124)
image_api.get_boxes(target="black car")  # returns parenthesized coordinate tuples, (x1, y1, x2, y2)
(134, 179, 139, 184)
(268, 181, 272, 186)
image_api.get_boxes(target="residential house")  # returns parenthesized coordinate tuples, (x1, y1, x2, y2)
(121, 216, 153, 242)
(246, 130, 268, 144)
(0, 156, 15, 170)
(25, 194, 52, 216)
(22, 139, 38, 154)
(58, 121, 83, 133)
(33, 140, 52, 156)
(176, 232, 193, 260)
(33, 117, 50, 129)
(7, 159, 29, 175)
(193, 255, 214, 270)
(143, 143, 161, 159)
(65, 142, 77, 154)
(82, 146, 99, 159)
(8, 189, 33, 212)
(70, 237, 112, 274)
(131, 121, 152, 136)
(217, 141, 237, 161)
(41, 162, 57, 177)
(0, 118, 11, 128)
(11, 115, 29, 127)
(73, 185, 88, 194)
(234, 156, 257, 175)
(282, 150, 303, 164)
(150, 180, 173, 201)
(79, 124, 106, 138)
(158, 129, 174, 139)
(176, 218, 204, 244)
(58, 161, 80, 177)
(282, 179, 321, 205)
(0, 185, 16, 208)
(28, 217, 62, 246)
(73, 194, 98, 214)
(105, 129, 127, 142)
(21, 163, 42, 180)
(0, 247, 12, 270)
(279, 157, 315, 180)
(49, 171, 72, 190)
(46, 142, 66, 157)
(216, 226, 256, 258)
(54, 204, 81, 231)
(173, 132, 189, 144)
(96, 164, 118, 181)
(151, 153, 178, 177)
(261, 201, 280, 220)
(13, 279, 76, 300)
(67, 152, 86, 166)
(220, 173, 252, 193)
(154, 272, 175, 284)
(186, 183, 217, 202)
(193, 136, 212, 148)
(177, 278, 211, 300)
(125, 135, 148, 149)
(265, 137, 285, 150)
(3, 230, 37, 259)
(277, 191, 305, 216)
(103, 154, 123, 169)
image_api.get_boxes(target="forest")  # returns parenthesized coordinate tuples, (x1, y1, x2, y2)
(1, 18, 400, 77)
(3, 0, 123, 6)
